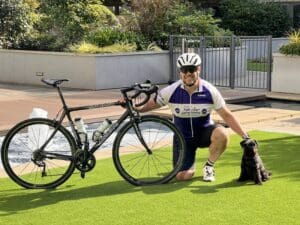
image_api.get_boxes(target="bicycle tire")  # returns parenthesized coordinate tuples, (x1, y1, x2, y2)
(1, 118, 76, 189)
(112, 115, 185, 186)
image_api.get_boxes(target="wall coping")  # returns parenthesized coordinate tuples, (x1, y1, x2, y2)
(273, 52, 300, 58)
(0, 49, 169, 57)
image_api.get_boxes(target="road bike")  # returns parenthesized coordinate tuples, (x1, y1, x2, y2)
(1, 79, 185, 189)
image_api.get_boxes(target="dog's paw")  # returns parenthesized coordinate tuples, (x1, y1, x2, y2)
(268, 171, 272, 176)
(255, 180, 263, 185)
(261, 171, 272, 181)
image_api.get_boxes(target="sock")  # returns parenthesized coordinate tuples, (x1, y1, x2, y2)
(205, 159, 214, 167)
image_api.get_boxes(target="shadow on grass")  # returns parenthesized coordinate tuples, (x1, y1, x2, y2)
(190, 179, 258, 194)
(0, 181, 136, 215)
(0, 178, 192, 215)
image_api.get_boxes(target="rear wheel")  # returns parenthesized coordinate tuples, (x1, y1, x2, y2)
(1, 118, 76, 189)
(112, 115, 185, 186)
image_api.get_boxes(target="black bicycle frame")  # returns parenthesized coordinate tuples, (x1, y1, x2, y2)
(40, 85, 148, 160)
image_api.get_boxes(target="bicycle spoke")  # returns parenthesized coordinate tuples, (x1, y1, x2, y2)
(113, 116, 185, 185)
(2, 118, 75, 189)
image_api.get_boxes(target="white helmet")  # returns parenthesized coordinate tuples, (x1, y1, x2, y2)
(176, 53, 201, 68)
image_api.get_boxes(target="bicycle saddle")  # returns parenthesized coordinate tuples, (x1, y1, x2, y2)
(41, 78, 69, 87)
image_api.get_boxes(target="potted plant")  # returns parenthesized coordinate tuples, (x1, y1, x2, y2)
(272, 30, 300, 94)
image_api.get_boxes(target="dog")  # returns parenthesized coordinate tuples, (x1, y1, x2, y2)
(238, 139, 271, 185)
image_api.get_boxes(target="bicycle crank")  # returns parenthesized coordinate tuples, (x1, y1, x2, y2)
(74, 150, 96, 175)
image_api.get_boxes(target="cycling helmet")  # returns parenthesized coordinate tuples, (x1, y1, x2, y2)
(176, 53, 201, 68)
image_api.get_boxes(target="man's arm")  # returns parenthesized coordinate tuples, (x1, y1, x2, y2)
(216, 106, 248, 138)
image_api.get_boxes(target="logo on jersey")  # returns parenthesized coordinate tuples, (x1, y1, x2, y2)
(175, 108, 180, 114)
(202, 108, 208, 115)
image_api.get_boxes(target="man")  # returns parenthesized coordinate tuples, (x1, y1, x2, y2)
(135, 52, 249, 182)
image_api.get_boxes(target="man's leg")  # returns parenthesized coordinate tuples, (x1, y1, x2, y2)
(203, 126, 229, 181)
(173, 138, 197, 181)
(176, 168, 195, 181)
(208, 126, 229, 162)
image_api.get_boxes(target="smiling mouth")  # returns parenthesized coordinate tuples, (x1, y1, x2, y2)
(184, 79, 196, 87)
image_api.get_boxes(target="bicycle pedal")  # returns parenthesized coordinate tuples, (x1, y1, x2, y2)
(80, 172, 85, 179)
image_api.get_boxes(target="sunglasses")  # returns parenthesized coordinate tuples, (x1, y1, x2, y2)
(180, 66, 198, 74)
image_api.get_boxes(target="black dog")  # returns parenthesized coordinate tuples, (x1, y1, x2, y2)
(238, 139, 271, 185)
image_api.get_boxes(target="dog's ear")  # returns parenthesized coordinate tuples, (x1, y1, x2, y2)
(254, 139, 258, 147)
(240, 139, 247, 148)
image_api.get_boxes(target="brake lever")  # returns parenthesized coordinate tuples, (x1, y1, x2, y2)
(134, 85, 158, 107)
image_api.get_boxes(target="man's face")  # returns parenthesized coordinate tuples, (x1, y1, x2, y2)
(180, 66, 200, 87)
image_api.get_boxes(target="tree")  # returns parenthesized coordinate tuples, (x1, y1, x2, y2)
(28, 0, 118, 51)
(219, 0, 292, 37)
(131, 0, 231, 48)
(0, 0, 30, 48)
(131, 0, 176, 41)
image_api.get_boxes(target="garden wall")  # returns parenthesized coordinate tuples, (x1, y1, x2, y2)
(272, 53, 300, 94)
(0, 50, 170, 90)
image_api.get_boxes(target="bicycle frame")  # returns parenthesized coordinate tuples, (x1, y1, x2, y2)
(40, 84, 147, 160)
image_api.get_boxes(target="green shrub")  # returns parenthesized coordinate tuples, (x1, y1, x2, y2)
(279, 43, 300, 56)
(131, 0, 231, 49)
(85, 28, 149, 50)
(219, 0, 292, 37)
(279, 30, 300, 56)
(146, 42, 162, 51)
(288, 30, 300, 44)
(0, 0, 31, 48)
(19, 0, 118, 51)
(164, 4, 229, 37)
(69, 42, 137, 54)
(101, 43, 137, 53)
(69, 42, 100, 54)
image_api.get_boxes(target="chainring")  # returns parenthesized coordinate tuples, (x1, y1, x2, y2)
(74, 150, 96, 172)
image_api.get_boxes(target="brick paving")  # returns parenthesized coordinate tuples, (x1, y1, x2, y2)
(0, 82, 299, 135)
(0, 82, 300, 178)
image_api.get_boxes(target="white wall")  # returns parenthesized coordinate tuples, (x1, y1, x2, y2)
(272, 53, 300, 94)
(0, 50, 170, 90)
(95, 52, 170, 89)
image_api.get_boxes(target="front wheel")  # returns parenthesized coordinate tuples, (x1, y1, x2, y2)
(1, 118, 76, 189)
(112, 115, 185, 186)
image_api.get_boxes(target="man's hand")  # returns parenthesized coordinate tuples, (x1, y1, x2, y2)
(117, 98, 126, 108)
(242, 133, 250, 139)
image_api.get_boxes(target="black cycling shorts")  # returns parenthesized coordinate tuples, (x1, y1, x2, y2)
(173, 124, 219, 171)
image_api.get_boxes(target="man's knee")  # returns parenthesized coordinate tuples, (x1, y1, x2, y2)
(212, 127, 229, 146)
(176, 169, 195, 181)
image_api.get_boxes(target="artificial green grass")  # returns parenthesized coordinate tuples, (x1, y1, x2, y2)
(0, 131, 299, 225)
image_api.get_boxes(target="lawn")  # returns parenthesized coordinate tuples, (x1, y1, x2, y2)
(0, 131, 299, 225)
(247, 60, 271, 72)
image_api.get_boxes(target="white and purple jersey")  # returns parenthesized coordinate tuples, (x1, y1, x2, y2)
(156, 79, 226, 138)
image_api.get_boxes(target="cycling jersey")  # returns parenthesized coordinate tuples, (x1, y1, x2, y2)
(156, 79, 225, 138)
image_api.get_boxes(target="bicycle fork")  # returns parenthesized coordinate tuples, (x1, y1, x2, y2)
(132, 121, 152, 155)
